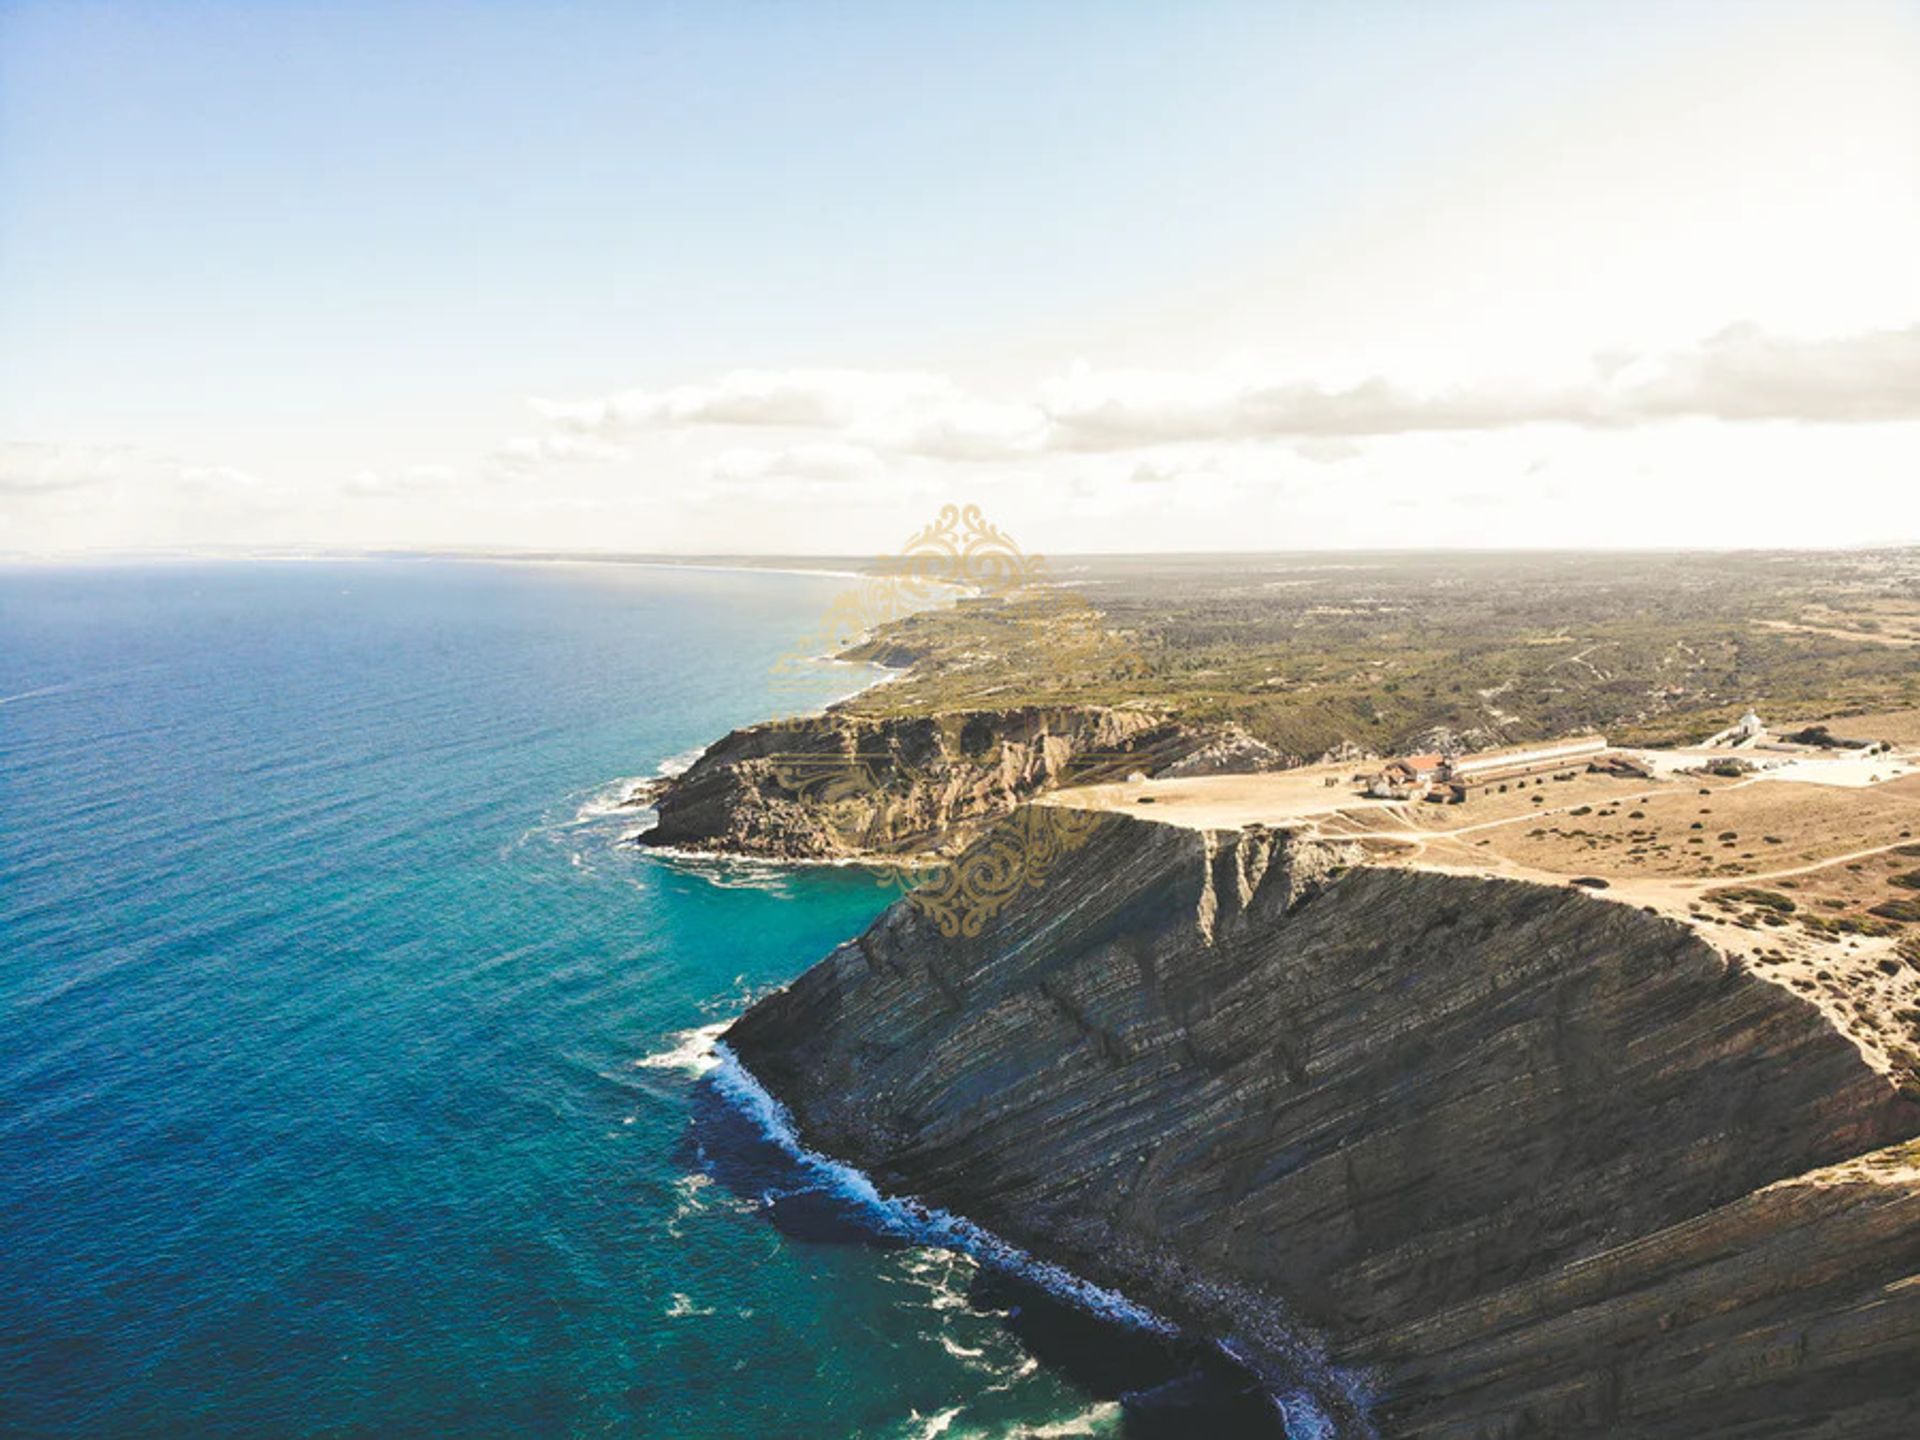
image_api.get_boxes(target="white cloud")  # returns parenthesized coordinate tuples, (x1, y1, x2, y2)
(172, 464, 265, 495)
(855, 399, 1048, 461)
(708, 442, 883, 486)
(490, 434, 630, 472)
(1294, 437, 1364, 465)
(0, 441, 139, 494)
(1623, 322, 1920, 424)
(530, 368, 963, 434)
(343, 463, 458, 497)
(506, 324, 1920, 490)
(1038, 323, 1920, 449)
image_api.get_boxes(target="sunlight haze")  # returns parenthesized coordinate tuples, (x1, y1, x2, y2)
(3, 0, 1916, 556)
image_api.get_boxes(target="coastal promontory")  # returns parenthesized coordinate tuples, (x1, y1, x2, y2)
(726, 807, 1920, 1436)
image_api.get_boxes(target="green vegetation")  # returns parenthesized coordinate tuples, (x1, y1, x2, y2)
(1707, 887, 1798, 915)
(1799, 913, 1900, 938)
(841, 549, 1920, 760)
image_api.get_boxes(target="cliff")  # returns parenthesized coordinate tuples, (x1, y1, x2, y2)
(638, 705, 1211, 860)
(725, 810, 1920, 1437)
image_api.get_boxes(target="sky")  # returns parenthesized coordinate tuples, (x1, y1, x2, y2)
(3, 0, 1917, 557)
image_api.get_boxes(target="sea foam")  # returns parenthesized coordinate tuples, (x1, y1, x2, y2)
(707, 1033, 1365, 1439)
(707, 1040, 1177, 1337)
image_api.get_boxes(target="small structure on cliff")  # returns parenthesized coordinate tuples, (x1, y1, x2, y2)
(1366, 735, 1610, 802)
(1705, 708, 1768, 747)
(1365, 752, 1445, 799)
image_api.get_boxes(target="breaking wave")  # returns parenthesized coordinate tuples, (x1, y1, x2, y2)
(708, 1040, 1179, 1337)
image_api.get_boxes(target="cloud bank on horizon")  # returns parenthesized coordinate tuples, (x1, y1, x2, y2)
(2, 1, 1917, 555)
(518, 322, 1920, 459)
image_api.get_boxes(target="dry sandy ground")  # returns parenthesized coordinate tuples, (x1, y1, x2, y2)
(1044, 763, 1397, 832)
(1809, 706, 1920, 746)
(1045, 750, 1920, 1077)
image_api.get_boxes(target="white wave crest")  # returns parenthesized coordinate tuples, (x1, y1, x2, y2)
(905, 1406, 966, 1440)
(570, 774, 657, 824)
(655, 746, 706, 778)
(1014, 1401, 1123, 1436)
(635, 1022, 730, 1075)
(709, 1042, 1177, 1337)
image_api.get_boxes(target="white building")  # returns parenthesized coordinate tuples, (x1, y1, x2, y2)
(1443, 735, 1609, 782)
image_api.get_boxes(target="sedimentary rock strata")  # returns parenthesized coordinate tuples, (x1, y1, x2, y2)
(727, 810, 1920, 1436)
(640, 706, 1206, 860)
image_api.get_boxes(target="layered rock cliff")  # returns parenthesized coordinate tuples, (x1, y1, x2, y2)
(726, 811, 1920, 1437)
(639, 706, 1209, 860)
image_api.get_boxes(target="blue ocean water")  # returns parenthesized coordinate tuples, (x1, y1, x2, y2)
(0, 561, 1302, 1439)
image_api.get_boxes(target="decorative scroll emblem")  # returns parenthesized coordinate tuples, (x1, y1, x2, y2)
(760, 504, 1145, 936)
(905, 803, 1110, 939)
(768, 503, 1047, 699)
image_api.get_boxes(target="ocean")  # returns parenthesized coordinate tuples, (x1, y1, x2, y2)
(0, 560, 1297, 1439)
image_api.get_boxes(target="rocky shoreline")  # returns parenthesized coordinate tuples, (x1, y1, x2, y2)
(624, 616, 1920, 1434)
(633, 702, 1282, 864)
(724, 809, 1920, 1437)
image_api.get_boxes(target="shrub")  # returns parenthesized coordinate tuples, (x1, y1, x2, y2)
(1800, 913, 1899, 938)
(1707, 887, 1797, 914)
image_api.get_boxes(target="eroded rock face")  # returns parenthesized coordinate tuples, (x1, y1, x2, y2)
(639, 706, 1204, 860)
(726, 812, 1920, 1437)
(1159, 724, 1293, 778)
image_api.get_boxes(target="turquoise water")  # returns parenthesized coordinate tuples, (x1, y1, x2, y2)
(0, 561, 1297, 1438)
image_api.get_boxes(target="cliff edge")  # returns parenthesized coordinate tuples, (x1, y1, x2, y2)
(638, 705, 1211, 860)
(726, 810, 1920, 1437)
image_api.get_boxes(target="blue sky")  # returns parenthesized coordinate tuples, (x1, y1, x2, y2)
(3, 1, 1917, 553)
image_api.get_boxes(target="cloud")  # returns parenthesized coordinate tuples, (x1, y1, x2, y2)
(530, 368, 962, 435)
(857, 399, 1048, 461)
(0, 444, 280, 506)
(489, 434, 630, 474)
(1039, 324, 1920, 448)
(1293, 437, 1364, 465)
(1039, 364, 1574, 447)
(491, 323, 1920, 497)
(0, 441, 138, 494)
(708, 442, 883, 486)
(1623, 323, 1920, 424)
(344, 463, 458, 497)
(172, 465, 265, 494)
(1124, 455, 1231, 486)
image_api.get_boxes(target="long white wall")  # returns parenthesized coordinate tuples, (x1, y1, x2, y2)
(1450, 736, 1607, 778)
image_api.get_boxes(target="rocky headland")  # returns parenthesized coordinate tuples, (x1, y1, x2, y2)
(636, 704, 1236, 861)
(725, 808, 1920, 1437)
